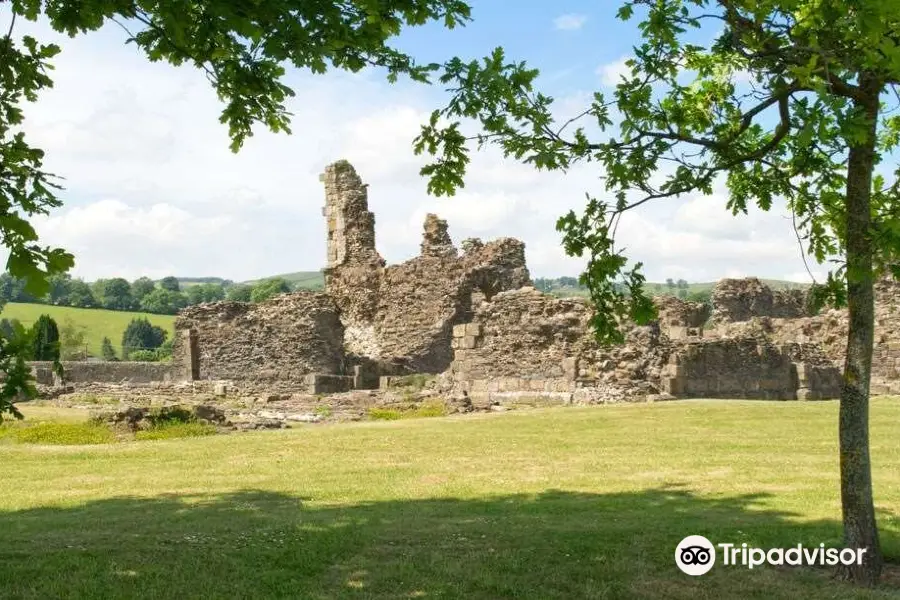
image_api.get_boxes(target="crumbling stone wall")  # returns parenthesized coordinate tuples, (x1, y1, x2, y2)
(448, 286, 849, 404)
(655, 295, 710, 339)
(372, 232, 530, 373)
(450, 287, 587, 383)
(55, 161, 898, 404)
(448, 287, 672, 405)
(660, 339, 841, 400)
(708, 276, 900, 395)
(711, 277, 808, 324)
(321, 161, 531, 374)
(172, 292, 345, 383)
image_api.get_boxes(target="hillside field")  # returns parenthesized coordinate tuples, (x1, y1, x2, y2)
(243, 270, 325, 290)
(0, 303, 176, 356)
(1, 400, 898, 598)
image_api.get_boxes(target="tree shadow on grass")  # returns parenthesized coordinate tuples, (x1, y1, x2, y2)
(0, 486, 897, 600)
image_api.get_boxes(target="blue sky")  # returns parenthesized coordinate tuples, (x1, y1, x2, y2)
(11, 2, 825, 283)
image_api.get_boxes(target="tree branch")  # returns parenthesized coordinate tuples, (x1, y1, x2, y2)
(5, 4, 16, 42)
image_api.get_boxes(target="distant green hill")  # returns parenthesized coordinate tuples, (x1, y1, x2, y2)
(242, 271, 325, 290)
(175, 277, 232, 288)
(0, 303, 176, 357)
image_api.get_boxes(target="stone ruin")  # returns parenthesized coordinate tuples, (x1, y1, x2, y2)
(321, 160, 530, 375)
(45, 159, 900, 412)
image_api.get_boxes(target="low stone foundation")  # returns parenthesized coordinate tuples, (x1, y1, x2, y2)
(30, 361, 177, 386)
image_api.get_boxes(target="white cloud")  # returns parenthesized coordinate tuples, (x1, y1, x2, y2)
(553, 14, 587, 31)
(596, 56, 633, 87)
(10, 19, 823, 285)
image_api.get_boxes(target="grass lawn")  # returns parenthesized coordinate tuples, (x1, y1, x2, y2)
(0, 303, 176, 356)
(1, 399, 899, 598)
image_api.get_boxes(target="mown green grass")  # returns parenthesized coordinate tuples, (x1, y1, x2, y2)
(1, 399, 899, 599)
(0, 302, 176, 356)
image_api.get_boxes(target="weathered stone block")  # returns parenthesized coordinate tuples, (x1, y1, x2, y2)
(796, 388, 818, 401)
(529, 379, 546, 392)
(561, 357, 578, 377)
(465, 323, 482, 337)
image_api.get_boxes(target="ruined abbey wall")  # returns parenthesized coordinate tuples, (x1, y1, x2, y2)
(708, 276, 900, 395)
(322, 161, 385, 325)
(447, 280, 850, 404)
(30, 361, 177, 386)
(449, 288, 587, 401)
(660, 339, 841, 400)
(70, 159, 899, 408)
(322, 161, 531, 374)
(172, 292, 345, 384)
(711, 277, 809, 323)
(447, 287, 673, 405)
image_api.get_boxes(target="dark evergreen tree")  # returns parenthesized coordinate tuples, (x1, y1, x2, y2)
(30, 315, 60, 361)
(100, 336, 117, 361)
(0, 318, 17, 340)
(121, 318, 167, 359)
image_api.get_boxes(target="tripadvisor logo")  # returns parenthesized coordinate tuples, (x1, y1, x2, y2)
(676, 535, 716, 576)
(675, 535, 868, 576)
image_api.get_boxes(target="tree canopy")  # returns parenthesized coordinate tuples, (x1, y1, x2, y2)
(416, 0, 900, 585)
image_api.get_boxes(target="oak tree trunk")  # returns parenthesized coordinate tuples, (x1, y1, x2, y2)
(838, 81, 883, 586)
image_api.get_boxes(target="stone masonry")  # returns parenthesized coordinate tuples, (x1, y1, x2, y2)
(77, 159, 900, 409)
(322, 160, 385, 325)
(448, 287, 672, 406)
(172, 292, 345, 386)
(707, 276, 900, 395)
(660, 339, 841, 400)
(322, 161, 531, 374)
(711, 277, 808, 323)
(447, 280, 850, 405)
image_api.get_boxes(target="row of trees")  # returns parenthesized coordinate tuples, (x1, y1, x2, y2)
(0, 274, 302, 315)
